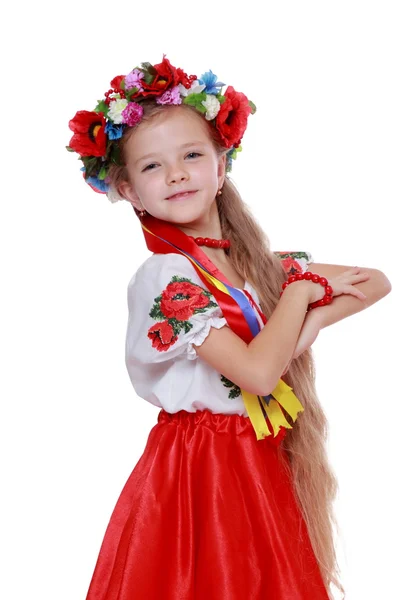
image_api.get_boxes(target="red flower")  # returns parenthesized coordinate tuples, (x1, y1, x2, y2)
(68, 110, 107, 157)
(215, 86, 252, 148)
(175, 67, 197, 89)
(139, 56, 194, 97)
(110, 75, 125, 90)
(281, 257, 303, 276)
(160, 281, 210, 320)
(147, 321, 178, 351)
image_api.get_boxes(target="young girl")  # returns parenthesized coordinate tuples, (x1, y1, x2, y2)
(67, 56, 391, 600)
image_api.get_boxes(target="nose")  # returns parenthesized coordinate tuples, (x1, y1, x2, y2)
(166, 163, 189, 186)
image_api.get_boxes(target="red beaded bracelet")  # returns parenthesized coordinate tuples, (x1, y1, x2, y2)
(280, 272, 333, 311)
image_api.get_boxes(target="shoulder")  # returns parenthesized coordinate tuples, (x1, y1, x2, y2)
(127, 252, 218, 321)
(125, 252, 226, 361)
(129, 253, 200, 287)
(273, 251, 314, 275)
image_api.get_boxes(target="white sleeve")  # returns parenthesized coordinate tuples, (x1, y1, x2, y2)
(274, 251, 314, 275)
(125, 254, 228, 367)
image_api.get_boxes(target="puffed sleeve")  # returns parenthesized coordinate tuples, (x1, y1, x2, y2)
(273, 251, 314, 276)
(125, 253, 228, 367)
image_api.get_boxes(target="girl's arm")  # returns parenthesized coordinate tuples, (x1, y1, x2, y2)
(281, 264, 391, 371)
(195, 282, 311, 396)
(305, 263, 391, 329)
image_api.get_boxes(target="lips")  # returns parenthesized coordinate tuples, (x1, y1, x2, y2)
(166, 190, 197, 201)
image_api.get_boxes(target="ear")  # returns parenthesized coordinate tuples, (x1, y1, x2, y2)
(217, 153, 227, 189)
(118, 180, 142, 210)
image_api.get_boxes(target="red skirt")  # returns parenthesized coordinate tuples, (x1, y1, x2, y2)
(85, 409, 330, 600)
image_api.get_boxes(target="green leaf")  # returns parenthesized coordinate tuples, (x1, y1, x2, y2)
(184, 92, 207, 104)
(81, 156, 101, 178)
(94, 100, 109, 116)
(98, 166, 107, 180)
(125, 86, 138, 100)
(149, 302, 164, 320)
(216, 94, 225, 105)
(183, 93, 207, 113)
(141, 62, 157, 76)
(248, 100, 257, 114)
(143, 71, 154, 85)
(110, 144, 121, 166)
(141, 62, 157, 85)
(65, 146, 75, 152)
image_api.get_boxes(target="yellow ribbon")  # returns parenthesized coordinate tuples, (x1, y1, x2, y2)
(242, 380, 304, 441)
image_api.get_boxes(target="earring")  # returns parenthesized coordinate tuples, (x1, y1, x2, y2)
(217, 189, 222, 196)
(139, 208, 147, 218)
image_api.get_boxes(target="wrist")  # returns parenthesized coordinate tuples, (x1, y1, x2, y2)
(280, 272, 333, 310)
(279, 279, 315, 310)
(306, 304, 326, 329)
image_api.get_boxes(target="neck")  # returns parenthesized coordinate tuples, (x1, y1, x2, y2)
(174, 199, 224, 240)
(199, 246, 230, 263)
(177, 223, 224, 240)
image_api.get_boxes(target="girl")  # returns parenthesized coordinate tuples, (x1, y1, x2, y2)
(67, 56, 391, 600)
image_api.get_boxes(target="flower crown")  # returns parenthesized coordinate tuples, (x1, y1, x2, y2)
(66, 55, 256, 201)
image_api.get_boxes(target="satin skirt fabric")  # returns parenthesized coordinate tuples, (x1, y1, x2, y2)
(85, 409, 330, 600)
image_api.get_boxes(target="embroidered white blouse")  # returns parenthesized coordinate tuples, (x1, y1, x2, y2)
(125, 251, 313, 417)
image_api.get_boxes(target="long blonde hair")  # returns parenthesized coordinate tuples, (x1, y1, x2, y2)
(108, 104, 345, 598)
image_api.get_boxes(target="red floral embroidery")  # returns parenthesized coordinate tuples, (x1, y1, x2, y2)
(147, 321, 178, 352)
(161, 281, 210, 320)
(280, 256, 303, 275)
(274, 251, 312, 276)
(147, 275, 218, 352)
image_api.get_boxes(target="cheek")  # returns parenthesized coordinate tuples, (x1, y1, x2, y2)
(198, 159, 218, 181)
(139, 174, 163, 198)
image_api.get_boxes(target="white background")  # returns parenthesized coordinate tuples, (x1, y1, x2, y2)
(1, 1, 398, 599)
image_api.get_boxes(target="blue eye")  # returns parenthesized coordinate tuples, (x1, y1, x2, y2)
(142, 153, 202, 172)
(142, 163, 158, 172)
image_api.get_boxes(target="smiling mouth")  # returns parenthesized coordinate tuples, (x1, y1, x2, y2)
(166, 190, 197, 201)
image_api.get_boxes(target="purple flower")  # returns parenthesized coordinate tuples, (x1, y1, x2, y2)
(125, 69, 144, 91)
(156, 86, 182, 105)
(121, 102, 144, 127)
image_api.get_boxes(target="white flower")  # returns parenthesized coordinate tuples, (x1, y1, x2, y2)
(107, 186, 123, 203)
(108, 99, 128, 124)
(178, 80, 206, 97)
(201, 94, 220, 120)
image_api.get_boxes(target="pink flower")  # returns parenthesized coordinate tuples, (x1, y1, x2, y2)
(121, 102, 144, 126)
(156, 85, 182, 105)
(125, 69, 144, 91)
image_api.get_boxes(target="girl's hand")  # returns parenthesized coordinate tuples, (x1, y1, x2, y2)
(282, 309, 323, 375)
(281, 268, 370, 376)
(306, 266, 370, 304)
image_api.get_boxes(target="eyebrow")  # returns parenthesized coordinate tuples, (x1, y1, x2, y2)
(135, 141, 207, 165)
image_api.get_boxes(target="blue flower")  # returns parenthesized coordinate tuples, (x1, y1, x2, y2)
(86, 175, 109, 193)
(198, 70, 225, 95)
(105, 121, 124, 140)
(81, 167, 109, 193)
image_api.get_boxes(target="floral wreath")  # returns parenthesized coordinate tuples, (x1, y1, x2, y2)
(66, 55, 256, 202)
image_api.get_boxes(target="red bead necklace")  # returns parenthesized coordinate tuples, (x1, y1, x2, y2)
(188, 236, 231, 249)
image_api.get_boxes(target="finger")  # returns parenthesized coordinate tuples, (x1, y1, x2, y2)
(340, 272, 370, 285)
(346, 286, 367, 300)
(344, 274, 370, 285)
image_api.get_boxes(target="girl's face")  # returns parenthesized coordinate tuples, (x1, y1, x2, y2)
(118, 107, 226, 230)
